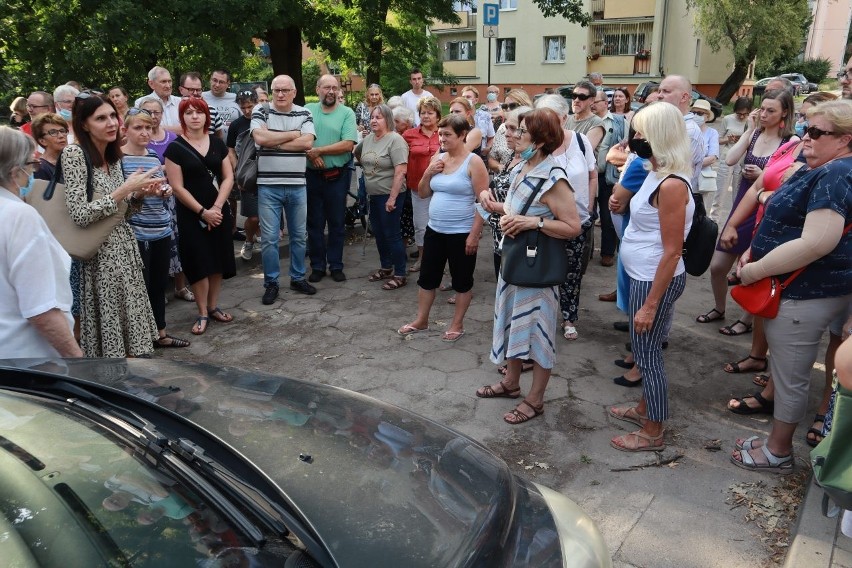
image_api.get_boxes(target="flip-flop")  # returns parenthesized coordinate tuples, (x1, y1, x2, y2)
(207, 307, 233, 323)
(191, 316, 209, 336)
(397, 324, 428, 336)
(442, 330, 465, 342)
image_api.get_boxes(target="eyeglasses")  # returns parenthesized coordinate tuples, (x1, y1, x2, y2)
(501, 102, 519, 111)
(43, 128, 69, 138)
(515, 127, 529, 137)
(143, 110, 163, 117)
(805, 126, 838, 139)
(735, 112, 750, 119)
(181, 87, 202, 94)
(26, 103, 50, 111)
(837, 70, 851, 81)
(125, 108, 152, 119)
(272, 88, 295, 95)
(571, 92, 592, 101)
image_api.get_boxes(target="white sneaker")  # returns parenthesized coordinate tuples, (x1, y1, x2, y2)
(240, 242, 253, 260)
(253, 241, 262, 252)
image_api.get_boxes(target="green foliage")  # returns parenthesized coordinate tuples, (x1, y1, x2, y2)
(302, 59, 322, 92)
(533, 0, 590, 25)
(233, 48, 274, 85)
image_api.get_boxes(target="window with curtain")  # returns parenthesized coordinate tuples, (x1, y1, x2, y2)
(500, 0, 517, 9)
(496, 38, 516, 63)
(446, 41, 477, 61)
(543, 36, 565, 62)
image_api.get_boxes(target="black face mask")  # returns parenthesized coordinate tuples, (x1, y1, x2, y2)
(628, 138, 654, 160)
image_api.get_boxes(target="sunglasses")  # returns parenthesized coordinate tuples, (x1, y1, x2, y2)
(501, 102, 519, 111)
(805, 126, 838, 140)
(238, 90, 255, 97)
(75, 90, 104, 100)
(125, 108, 152, 119)
(571, 92, 592, 101)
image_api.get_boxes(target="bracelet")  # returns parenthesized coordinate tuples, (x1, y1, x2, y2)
(198, 206, 205, 217)
(755, 190, 766, 204)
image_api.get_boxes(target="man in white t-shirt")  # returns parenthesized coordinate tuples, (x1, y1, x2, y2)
(135, 66, 182, 133)
(400, 68, 433, 127)
(202, 69, 242, 134)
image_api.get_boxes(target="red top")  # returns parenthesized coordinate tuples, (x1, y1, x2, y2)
(402, 126, 440, 192)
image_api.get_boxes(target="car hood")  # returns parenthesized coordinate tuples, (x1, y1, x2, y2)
(0, 358, 575, 568)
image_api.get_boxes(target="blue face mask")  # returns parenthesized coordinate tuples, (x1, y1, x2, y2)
(19, 171, 34, 198)
(58, 108, 72, 122)
(795, 121, 807, 138)
(519, 145, 537, 161)
(487, 92, 497, 102)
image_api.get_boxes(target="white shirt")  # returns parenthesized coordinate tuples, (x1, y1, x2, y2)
(202, 91, 241, 131)
(400, 90, 434, 126)
(0, 188, 74, 358)
(552, 131, 596, 224)
(684, 112, 706, 194)
(134, 93, 182, 128)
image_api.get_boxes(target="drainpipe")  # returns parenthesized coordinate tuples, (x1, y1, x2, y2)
(658, 0, 668, 76)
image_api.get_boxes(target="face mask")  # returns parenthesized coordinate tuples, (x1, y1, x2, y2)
(628, 138, 654, 160)
(58, 108, 72, 121)
(487, 92, 497, 102)
(519, 145, 537, 161)
(795, 122, 807, 138)
(693, 114, 705, 126)
(18, 170, 34, 198)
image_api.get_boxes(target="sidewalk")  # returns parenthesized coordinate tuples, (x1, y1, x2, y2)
(785, 479, 852, 568)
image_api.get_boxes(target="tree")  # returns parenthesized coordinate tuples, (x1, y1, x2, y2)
(688, 0, 811, 104)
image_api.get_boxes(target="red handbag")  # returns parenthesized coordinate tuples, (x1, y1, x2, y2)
(730, 270, 803, 319)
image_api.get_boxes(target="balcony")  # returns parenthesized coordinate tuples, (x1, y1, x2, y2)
(443, 60, 477, 77)
(431, 11, 477, 32)
(586, 54, 652, 76)
(591, 0, 655, 20)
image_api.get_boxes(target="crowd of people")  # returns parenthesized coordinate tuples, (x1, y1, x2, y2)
(2, 63, 850, 469)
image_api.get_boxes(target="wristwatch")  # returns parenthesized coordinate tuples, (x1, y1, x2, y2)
(537, 217, 545, 230)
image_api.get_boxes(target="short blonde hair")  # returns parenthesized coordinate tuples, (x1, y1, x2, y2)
(504, 89, 533, 108)
(417, 96, 442, 118)
(807, 100, 852, 147)
(449, 97, 474, 126)
(631, 102, 692, 177)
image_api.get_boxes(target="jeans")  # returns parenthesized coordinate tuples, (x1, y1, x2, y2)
(306, 168, 351, 272)
(137, 236, 171, 331)
(258, 184, 307, 285)
(369, 193, 407, 277)
(597, 172, 618, 257)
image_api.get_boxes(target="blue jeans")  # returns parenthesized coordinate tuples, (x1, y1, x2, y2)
(306, 168, 351, 272)
(369, 193, 407, 277)
(258, 184, 307, 285)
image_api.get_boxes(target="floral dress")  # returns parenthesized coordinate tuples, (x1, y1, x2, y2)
(61, 145, 158, 357)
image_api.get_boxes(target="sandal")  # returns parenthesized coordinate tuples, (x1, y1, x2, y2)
(154, 334, 191, 348)
(498, 360, 534, 376)
(504, 399, 544, 425)
(727, 391, 774, 415)
(719, 320, 753, 336)
(696, 308, 725, 323)
(191, 316, 209, 336)
(476, 381, 521, 399)
(723, 355, 768, 374)
(409, 260, 421, 272)
(610, 429, 666, 452)
(447, 295, 457, 305)
(608, 406, 649, 427)
(382, 276, 407, 290)
(368, 268, 393, 282)
(806, 414, 826, 448)
(207, 307, 233, 323)
(753, 373, 770, 388)
(442, 330, 465, 342)
(398, 323, 428, 336)
(730, 442, 794, 474)
(562, 322, 578, 341)
(175, 286, 195, 302)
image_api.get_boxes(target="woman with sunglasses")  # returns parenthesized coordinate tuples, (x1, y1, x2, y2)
(355, 84, 384, 135)
(487, 89, 533, 172)
(31, 113, 69, 181)
(711, 97, 753, 222)
(729, 100, 852, 473)
(61, 92, 165, 357)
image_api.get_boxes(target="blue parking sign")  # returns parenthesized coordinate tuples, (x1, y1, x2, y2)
(483, 3, 499, 26)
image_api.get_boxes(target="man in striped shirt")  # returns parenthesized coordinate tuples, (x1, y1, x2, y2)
(250, 75, 317, 304)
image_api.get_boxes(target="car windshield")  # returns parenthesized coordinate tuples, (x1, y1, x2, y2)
(0, 390, 282, 567)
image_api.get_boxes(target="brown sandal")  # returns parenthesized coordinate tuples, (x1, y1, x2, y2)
(476, 381, 521, 399)
(504, 399, 544, 425)
(382, 276, 407, 290)
(368, 268, 393, 282)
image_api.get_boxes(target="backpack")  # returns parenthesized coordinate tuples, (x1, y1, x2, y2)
(234, 103, 268, 193)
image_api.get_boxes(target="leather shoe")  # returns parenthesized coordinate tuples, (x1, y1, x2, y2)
(598, 291, 617, 302)
(262, 284, 279, 305)
(613, 375, 642, 387)
(330, 269, 346, 282)
(600, 255, 615, 267)
(308, 270, 326, 283)
(290, 280, 317, 295)
(613, 321, 629, 332)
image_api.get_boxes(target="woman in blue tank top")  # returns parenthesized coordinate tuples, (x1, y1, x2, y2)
(397, 114, 488, 342)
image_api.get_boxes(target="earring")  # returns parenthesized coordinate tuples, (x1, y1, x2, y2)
(780, 118, 786, 130)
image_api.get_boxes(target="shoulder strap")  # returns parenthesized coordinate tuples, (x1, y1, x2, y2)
(51, 146, 95, 202)
(175, 136, 216, 181)
(574, 131, 585, 157)
(518, 166, 564, 215)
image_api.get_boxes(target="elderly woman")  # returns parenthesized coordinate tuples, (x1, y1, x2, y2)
(488, 89, 533, 172)
(398, 114, 487, 342)
(62, 93, 164, 357)
(31, 113, 69, 181)
(392, 106, 414, 135)
(402, 96, 442, 271)
(355, 84, 384, 135)
(730, 100, 852, 472)
(53, 84, 78, 125)
(607, 102, 695, 451)
(0, 126, 82, 358)
(164, 97, 236, 336)
(355, 104, 409, 289)
(476, 108, 581, 424)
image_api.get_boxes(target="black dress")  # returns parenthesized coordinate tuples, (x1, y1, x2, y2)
(163, 136, 236, 284)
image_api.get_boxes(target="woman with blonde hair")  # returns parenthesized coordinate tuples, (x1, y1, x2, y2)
(488, 89, 534, 172)
(355, 84, 384, 135)
(9, 97, 28, 128)
(607, 101, 695, 451)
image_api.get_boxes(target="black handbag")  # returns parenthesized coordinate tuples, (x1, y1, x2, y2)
(500, 172, 568, 288)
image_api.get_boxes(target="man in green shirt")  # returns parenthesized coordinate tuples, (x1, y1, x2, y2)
(305, 74, 358, 282)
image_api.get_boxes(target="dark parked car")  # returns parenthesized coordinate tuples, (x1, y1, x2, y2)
(631, 80, 723, 121)
(780, 73, 818, 95)
(0, 358, 612, 568)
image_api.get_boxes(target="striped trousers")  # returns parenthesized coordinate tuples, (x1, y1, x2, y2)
(628, 273, 686, 422)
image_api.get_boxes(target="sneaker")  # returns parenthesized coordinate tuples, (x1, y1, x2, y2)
(290, 280, 317, 295)
(262, 284, 279, 305)
(330, 269, 346, 282)
(240, 242, 253, 260)
(308, 270, 326, 283)
(252, 241, 262, 252)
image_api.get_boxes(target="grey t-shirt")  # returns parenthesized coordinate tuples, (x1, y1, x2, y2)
(566, 113, 605, 138)
(355, 132, 409, 196)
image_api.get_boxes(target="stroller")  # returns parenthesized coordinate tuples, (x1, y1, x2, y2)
(345, 161, 371, 254)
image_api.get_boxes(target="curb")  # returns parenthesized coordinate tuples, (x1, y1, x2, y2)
(784, 474, 840, 568)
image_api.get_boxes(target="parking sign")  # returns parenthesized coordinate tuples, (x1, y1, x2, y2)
(483, 3, 499, 26)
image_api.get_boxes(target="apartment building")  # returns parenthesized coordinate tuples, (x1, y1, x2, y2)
(805, 0, 852, 74)
(429, 0, 733, 100)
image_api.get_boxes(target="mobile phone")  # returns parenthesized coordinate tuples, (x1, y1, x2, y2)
(199, 219, 208, 229)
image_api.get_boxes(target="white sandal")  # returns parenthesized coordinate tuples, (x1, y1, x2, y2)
(175, 286, 195, 302)
(562, 322, 578, 341)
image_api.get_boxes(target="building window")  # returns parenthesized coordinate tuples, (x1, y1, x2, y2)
(452, 0, 476, 11)
(543, 36, 566, 62)
(592, 22, 653, 56)
(445, 40, 476, 61)
(450, 87, 458, 96)
(500, 0, 517, 10)
(496, 38, 516, 64)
